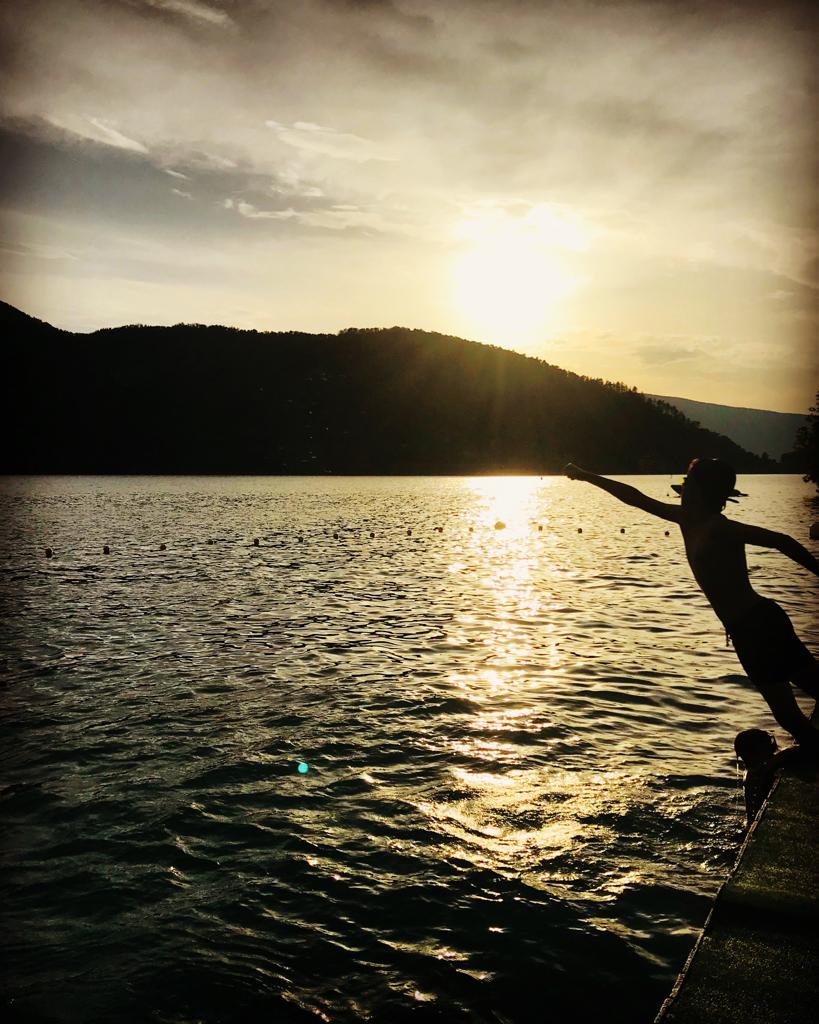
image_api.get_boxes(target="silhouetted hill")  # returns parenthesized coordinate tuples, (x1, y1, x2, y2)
(0, 299, 63, 334)
(649, 394, 807, 459)
(3, 303, 772, 474)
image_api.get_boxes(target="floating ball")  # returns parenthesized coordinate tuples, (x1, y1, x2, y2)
(159, 543, 166, 551)
(664, 530, 670, 536)
(469, 527, 474, 533)
(333, 532, 339, 540)
(298, 535, 304, 543)
(538, 525, 543, 532)
(207, 539, 214, 545)
(620, 528, 625, 534)
(297, 762, 309, 775)
(577, 528, 582, 534)
(494, 521, 506, 530)
(370, 532, 375, 539)
(407, 528, 412, 536)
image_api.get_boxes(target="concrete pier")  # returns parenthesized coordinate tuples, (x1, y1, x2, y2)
(656, 749, 819, 1023)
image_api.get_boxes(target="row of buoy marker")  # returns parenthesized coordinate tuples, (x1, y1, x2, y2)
(37, 526, 678, 558)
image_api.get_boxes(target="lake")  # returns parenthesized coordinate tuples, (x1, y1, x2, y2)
(1, 474, 816, 1023)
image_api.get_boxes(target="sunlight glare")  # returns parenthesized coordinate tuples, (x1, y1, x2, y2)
(452, 204, 589, 347)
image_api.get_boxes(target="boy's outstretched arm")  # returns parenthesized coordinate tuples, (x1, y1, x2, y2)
(564, 464, 681, 523)
(730, 522, 819, 578)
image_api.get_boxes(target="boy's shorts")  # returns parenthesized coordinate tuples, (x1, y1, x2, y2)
(728, 598, 815, 686)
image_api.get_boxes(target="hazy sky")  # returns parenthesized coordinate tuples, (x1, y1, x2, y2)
(1, 0, 817, 412)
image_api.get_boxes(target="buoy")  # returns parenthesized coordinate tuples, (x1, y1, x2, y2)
(620, 528, 625, 534)
(298, 535, 304, 543)
(370, 532, 375, 539)
(333, 532, 339, 540)
(577, 528, 582, 534)
(103, 545, 110, 554)
(253, 538, 259, 547)
(45, 547, 53, 558)
(159, 543, 166, 551)
(810, 522, 819, 540)
(297, 761, 309, 774)
(207, 539, 214, 545)
(494, 520, 506, 530)
(469, 527, 474, 533)
(664, 530, 670, 536)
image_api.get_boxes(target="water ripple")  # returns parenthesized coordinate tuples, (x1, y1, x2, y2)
(1, 474, 816, 1023)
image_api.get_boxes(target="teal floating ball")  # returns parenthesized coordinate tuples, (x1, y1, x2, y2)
(297, 761, 309, 774)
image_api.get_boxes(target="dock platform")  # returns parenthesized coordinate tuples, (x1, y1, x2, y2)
(656, 755, 819, 1023)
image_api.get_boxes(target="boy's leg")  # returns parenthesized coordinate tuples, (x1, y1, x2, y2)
(791, 657, 819, 702)
(754, 674, 819, 758)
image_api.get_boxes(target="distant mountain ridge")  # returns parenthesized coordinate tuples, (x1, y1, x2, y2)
(649, 394, 807, 459)
(2, 300, 773, 474)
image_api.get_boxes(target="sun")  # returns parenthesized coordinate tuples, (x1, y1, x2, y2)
(452, 203, 588, 348)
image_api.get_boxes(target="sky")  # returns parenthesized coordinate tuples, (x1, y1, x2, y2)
(1, 0, 817, 412)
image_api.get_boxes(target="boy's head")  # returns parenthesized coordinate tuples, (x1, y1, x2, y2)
(681, 458, 738, 512)
(734, 728, 778, 767)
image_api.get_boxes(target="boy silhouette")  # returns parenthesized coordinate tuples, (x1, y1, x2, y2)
(733, 728, 801, 827)
(564, 458, 819, 754)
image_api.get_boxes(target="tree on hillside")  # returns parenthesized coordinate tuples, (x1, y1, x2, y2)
(794, 390, 819, 491)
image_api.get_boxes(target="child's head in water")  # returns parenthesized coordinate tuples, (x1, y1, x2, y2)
(734, 727, 778, 768)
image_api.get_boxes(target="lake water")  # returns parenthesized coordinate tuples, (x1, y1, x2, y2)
(2, 475, 817, 1023)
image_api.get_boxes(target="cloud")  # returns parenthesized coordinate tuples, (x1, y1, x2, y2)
(223, 197, 296, 220)
(274, 165, 324, 198)
(143, 0, 233, 28)
(222, 195, 410, 235)
(265, 120, 398, 163)
(45, 114, 149, 154)
(635, 342, 703, 366)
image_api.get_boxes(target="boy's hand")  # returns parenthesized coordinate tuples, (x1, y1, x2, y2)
(564, 463, 587, 481)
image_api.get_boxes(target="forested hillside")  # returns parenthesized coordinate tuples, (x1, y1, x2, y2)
(3, 301, 769, 474)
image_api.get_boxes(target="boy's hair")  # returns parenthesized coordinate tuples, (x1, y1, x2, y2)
(685, 458, 738, 512)
(734, 728, 777, 765)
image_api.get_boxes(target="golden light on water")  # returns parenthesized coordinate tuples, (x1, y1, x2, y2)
(467, 475, 547, 535)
